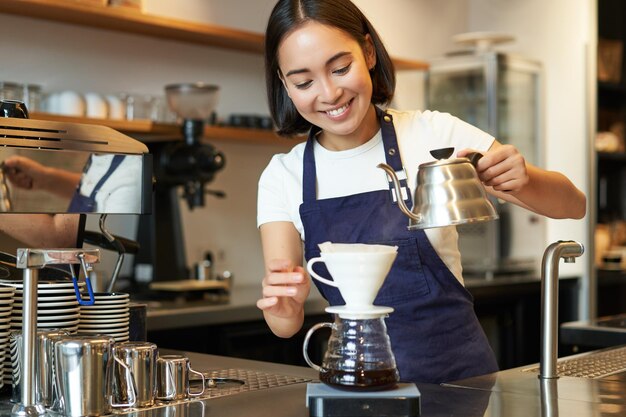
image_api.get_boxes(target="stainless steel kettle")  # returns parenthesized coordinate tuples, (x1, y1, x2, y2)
(378, 147, 498, 229)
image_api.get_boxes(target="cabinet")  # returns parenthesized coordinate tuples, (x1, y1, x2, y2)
(596, 0, 626, 258)
(0, 0, 429, 144)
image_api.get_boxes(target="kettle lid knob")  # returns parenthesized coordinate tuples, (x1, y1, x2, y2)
(429, 147, 454, 160)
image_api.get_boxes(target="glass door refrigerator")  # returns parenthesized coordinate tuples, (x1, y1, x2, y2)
(427, 50, 545, 277)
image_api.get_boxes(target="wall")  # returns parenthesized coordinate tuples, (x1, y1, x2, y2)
(3, 1, 592, 292)
(0, 1, 468, 286)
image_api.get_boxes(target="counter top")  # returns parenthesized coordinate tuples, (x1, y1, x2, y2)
(145, 347, 626, 417)
(142, 274, 578, 331)
(11, 347, 615, 417)
(1, 342, 623, 416)
(141, 274, 581, 331)
(142, 285, 330, 331)
(561, 313, 626, 347)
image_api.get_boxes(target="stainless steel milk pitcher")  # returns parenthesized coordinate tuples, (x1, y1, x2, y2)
(54, 335, 137, 417)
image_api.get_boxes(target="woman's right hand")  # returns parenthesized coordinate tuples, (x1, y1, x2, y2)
(2, 156, 50, 191)
(257, 259, 310, 320)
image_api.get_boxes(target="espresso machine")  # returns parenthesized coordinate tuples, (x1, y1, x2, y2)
(0, 100, 152, 416)
(134, 83, 225, 287)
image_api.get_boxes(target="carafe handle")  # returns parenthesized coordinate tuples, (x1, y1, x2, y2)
(302, 322, 333, 373)
(306, 257, 338, 288)
(187, 365, 206, 397)
(111, 356, 137, 408)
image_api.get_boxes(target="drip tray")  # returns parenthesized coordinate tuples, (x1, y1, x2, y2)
(112, 368, 312, 414)
(522, 346, 626, 379)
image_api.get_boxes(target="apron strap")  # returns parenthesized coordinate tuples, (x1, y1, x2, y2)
(88, 155, 126, 199)
(302, 107, 411, 205)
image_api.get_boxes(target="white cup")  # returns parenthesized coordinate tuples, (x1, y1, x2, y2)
(45, 91, 86, 116)
(105, 94, 125, 120)
(84, 92, 109, 119)
(307, 243, 397, 308)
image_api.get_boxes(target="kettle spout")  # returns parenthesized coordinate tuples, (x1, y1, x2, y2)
(377, 163, 422, 223)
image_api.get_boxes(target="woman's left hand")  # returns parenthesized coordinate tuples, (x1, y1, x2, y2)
(458, 144, 529, 193)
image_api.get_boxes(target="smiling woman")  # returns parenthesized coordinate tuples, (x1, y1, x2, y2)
(256, 0, 586, 386)
(277, 22, 377, 151)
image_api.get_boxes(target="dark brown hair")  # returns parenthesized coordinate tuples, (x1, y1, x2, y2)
(265, 0, 396, 137)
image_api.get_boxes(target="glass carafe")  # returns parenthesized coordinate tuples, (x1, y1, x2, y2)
(303, 314, 399, 390)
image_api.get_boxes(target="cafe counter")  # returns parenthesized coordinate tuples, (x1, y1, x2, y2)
(12, 346, 616, 417)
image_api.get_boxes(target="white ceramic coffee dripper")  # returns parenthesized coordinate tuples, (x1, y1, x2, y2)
(306, 242, 397, 315)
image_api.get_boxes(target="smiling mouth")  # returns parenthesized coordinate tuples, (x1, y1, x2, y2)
(324, 99, 353, 117)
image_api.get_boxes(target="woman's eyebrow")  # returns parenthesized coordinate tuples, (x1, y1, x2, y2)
(284, 51, 352, 77)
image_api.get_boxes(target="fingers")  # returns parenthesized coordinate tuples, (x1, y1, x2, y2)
(266, 258, 295, 273)
(256, 296, 277, 310)
(474, 145, 529, 192)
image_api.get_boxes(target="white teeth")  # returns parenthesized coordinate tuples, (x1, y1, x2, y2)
(327, 102, 349, 117)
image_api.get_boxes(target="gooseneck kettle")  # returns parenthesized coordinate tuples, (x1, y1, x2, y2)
(378, 147, 498, 229)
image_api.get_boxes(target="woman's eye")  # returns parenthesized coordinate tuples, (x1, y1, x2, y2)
(294, 80, 313, 90)
(333, 63, 352, 75)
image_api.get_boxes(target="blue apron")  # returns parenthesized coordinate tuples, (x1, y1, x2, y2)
(68, 155, 125, 212)
(300, 107, 498, 384)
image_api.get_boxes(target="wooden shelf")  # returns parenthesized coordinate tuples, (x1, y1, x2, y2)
(29, 112, 300, 146)
(0, 0, 429, 70)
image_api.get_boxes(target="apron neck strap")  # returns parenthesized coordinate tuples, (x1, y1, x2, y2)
(302, 106, 410, 204)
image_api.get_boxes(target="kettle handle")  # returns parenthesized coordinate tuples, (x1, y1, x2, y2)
(302, 322, 333, 373)
(464, 152, 483, 167)
(306, 257, 339, 288)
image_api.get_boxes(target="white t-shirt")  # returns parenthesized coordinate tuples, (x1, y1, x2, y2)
(257, 109, 495, 283)
(78, 154, 143, 213)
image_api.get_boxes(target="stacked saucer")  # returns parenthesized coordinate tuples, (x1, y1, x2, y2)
(78, 293, 130, 342)
(0, 280, 83, 386)
(0, 285, 15, 388)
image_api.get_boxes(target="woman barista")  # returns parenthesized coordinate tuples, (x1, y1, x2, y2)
(256, 0, 586, 383)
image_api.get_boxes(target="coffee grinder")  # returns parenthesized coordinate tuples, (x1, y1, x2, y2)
(303, 243, 421, 417)
(134, 83, 225, 286)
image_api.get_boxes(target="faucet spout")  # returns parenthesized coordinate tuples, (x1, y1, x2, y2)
(540, 240, 584, 379)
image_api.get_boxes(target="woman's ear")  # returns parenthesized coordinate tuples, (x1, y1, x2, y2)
(364, 34, 377, 70)
(278, 70, 291, 98)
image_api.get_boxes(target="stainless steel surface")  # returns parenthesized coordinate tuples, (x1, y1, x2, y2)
(10, 330, 69, 406)
(1, 347, 626, 416)
(16, 248, 99, 269)
(11, 268, 44, 417)
(55, 335, 136, 416)
(561, 313, 626, 348)
(114, 342, 158, 407)
(377, 157, 498, 230)
(0, 117, 151, 214)
(156, 355, 205, 401)
(525, 345, 626, 379)
(13, 249, 100, 416)
(540, 241, 584, 379)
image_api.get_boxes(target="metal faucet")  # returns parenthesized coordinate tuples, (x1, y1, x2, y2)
(539, 240, 584, 379)
(12, 248, 99, 417)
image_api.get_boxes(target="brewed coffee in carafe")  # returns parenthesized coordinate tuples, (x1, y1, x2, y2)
(303, 242, 400, 390)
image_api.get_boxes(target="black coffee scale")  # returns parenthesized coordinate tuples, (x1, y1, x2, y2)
(306, 382, 421, 417)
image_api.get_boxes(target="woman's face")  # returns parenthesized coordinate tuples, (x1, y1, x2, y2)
(277, 21, 377, 149)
